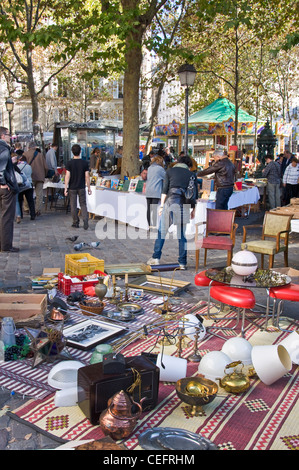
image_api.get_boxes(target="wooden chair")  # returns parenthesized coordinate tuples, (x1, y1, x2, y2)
(241, 212, 293, 269)
(195, 209, 238, 271)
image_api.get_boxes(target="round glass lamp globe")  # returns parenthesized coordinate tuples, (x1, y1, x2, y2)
(231, 249, 258, 276)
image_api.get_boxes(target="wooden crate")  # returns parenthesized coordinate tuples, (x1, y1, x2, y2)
(0, 294, 47, 320)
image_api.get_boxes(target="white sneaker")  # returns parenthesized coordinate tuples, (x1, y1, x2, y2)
(179, 264, 187, 270)
(147, 257, 160, 265)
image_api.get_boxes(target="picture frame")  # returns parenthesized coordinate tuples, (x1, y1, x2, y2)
(63, 319, 127, 350)
(127, 274, 190, 296)
(104, 263, 151, 276)
(128, 178, 138, 192)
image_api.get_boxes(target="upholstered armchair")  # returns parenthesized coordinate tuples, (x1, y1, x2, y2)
(195, 209, 238, 271)
(241, 211, 293, 269)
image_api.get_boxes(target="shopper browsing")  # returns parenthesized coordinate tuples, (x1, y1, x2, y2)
(64, 144, 92, 229)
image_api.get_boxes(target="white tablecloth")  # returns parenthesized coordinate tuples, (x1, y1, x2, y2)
(43, 180, 65, 190)
(86, 187, 149, 230)
(188, 186, 260, 235)
(291, 219, 299, 233)
(85, 186, 260, 233)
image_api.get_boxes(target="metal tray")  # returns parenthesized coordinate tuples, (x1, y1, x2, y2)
(138, 427, 217, 450)
(117, 302, 143, 315)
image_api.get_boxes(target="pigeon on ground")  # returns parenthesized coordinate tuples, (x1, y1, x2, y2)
(66, 236, 79, 242)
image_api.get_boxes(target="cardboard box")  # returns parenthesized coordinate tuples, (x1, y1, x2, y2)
(42, 268, 61, 276)
(0, 294, 47, 320)
(271, 207, 299, 218)
(290, 198, 299, 205)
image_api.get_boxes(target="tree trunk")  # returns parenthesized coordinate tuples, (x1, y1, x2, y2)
(121, 29, 144, 177)
(144, 77, 166, 155)
(27, 51, 44, 148)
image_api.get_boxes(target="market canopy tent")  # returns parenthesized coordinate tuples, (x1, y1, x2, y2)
(188, 96, 256, 124)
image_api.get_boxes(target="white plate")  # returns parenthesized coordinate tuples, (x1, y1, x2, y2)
(150, 298, 164, 305)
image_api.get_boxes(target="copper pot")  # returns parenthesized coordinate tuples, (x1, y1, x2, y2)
(99, 390, 144, 440)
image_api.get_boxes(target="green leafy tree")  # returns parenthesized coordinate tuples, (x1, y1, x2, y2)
(0, 0, 87, 144)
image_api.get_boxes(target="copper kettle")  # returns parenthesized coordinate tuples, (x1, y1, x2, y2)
(99, 390, 144, 440)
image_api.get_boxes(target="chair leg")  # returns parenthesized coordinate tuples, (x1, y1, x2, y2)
(204, 249, 207, 267)
(269, 255, 274, 269)
(261, 254, 264, 269)
(227, 250, 232, 266)
(195, 249, 199, 272)
(284, 249, 288, 267)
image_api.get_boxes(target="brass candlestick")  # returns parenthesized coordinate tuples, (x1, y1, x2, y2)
(109, 275, 119, 304)
(124, 274, 129, 301)
(188, 326, 202, 362)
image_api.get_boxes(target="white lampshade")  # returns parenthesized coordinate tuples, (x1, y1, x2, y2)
(178, 63, 197, 87)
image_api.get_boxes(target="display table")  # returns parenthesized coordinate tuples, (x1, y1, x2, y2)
(189, 186, 260, 235)
(85, 186, 260, 233)
(43, 180, 66, 210)
(86, 186, 149, 230)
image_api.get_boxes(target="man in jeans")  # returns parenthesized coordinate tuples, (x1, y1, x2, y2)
(197, 150, 236, 210)
(262, 155, 282, 209)
(64, 144, 91, 229)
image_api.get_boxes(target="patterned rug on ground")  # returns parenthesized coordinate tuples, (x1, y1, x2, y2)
(9, 301, 299, 451)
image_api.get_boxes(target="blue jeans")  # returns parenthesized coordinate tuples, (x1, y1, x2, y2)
(216, 186, 234, 210)
(152, 204, 188, 266)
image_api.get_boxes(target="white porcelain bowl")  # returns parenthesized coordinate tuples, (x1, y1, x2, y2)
(48, 360, 84, 389)
(221, 337, 253, 365)
(198, 351, 233, 381)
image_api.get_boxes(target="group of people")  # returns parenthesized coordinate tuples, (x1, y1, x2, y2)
(262, 150, 299, 209)
(141, 146, 174, 171)
(145, 148, 235, 269)
(0, 127, 60, 252)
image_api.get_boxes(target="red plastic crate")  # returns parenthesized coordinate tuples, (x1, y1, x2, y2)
(58, 270, 106, 296)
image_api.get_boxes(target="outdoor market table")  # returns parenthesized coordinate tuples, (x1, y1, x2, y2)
(85, 185, 260, 234)
(187, 185, 260, 235)
(43, 180, 66, 210)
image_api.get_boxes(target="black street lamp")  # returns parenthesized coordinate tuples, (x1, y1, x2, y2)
(178, 64, 197, 155)
(5, 97, 14, 142)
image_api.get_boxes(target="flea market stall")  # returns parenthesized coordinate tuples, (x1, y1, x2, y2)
(1, 248, 298, 451)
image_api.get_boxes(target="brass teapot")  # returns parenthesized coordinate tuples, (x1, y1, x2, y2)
(99, 390, 144, 440)
(217, 361, 250, 394)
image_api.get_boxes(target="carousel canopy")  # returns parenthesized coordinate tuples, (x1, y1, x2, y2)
(188, 96, 256, 124)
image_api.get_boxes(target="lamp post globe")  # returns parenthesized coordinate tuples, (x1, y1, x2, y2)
(5, 97, 14, 140)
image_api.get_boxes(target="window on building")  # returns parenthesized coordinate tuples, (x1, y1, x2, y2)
(112, 79, 124, 99)
(89, 110, 99, 120)
(21, 109, 33, 131)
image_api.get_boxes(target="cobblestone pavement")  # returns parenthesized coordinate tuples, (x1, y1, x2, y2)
(0, 205, 299, 449)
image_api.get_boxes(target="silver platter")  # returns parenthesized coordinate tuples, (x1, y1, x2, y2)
(117, 302, 143, 315)
(138, 427, 217, 451)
